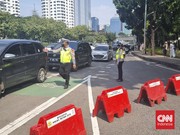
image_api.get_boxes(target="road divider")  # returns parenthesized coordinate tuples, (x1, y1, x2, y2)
(30, 104, 86, 135)
(165, 74, 180, 96)
(137, 79, 167, 107)
(92, 86, 131, 122)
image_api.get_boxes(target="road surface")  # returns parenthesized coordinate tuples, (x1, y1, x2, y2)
(0, 54, 179, 135)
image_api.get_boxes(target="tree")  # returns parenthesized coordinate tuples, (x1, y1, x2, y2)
(95, 34, 107, 43)
(113, 0, 180, 55)
(20, 16, 67, 42)
(0, 11, 17, 38)
(84, 35, 96, 43)
(70, 25, 89, 40)
(105, 33, 116, 43)
(0, 10, 117, 44)
(113, 0, 144, 43)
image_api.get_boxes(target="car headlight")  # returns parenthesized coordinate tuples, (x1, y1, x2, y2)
(103, 53, 108, 57)
(92, 52, 96, 56)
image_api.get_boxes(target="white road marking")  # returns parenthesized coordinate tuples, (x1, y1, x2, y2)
(87, 75, 100, 135)
(0, 79, 87, 135)
(145, 62, 156, 66)
(99, 71, 105, 73)
(108, 64, 115, 66)
(91, 75, 109, 80)
(0, 98, 56, 135)
(91, 76, 98, 79)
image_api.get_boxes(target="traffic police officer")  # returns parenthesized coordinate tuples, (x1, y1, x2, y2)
(116, 44, 125, 82)
(52, 40, 76, 89)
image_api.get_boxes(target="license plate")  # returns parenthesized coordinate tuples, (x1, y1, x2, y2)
(51, 58, 58, 62)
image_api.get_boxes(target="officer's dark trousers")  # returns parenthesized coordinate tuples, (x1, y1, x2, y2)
(117, 61, 124, 81)
(59, 63, 71, 85)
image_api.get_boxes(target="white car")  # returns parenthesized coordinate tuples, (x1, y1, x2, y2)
(92, 44, 113, 61)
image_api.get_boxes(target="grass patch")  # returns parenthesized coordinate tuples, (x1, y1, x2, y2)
(146, 47, 180, 58)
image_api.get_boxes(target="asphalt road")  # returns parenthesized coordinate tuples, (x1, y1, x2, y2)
(0, 54, 179, 135)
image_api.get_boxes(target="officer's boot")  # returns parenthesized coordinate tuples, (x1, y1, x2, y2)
(64, 77, 69, 89)
(63, 80, 68, 89)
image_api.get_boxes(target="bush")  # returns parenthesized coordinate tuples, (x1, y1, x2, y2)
(147, 47, 180, 58)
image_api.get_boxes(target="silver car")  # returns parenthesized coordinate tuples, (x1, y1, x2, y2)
(92, 44, 113, 61)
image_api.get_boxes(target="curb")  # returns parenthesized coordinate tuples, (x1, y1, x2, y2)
(132, 52, 180, 70)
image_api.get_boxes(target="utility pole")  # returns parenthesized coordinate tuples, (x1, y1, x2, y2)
(32, 4, 38, 16)
(144, 0, 147, 54)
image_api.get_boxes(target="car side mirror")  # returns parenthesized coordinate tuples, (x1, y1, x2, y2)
(4, 53, 16, 58)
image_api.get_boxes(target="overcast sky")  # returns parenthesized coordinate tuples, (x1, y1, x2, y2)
(20, 0, 117, 26)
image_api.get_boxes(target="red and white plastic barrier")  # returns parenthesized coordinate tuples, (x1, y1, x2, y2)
(30, 104, 86, 135)
(165, 74, 180, 95)
(137, 79, 167, 107)
(93, 86, 131, 122)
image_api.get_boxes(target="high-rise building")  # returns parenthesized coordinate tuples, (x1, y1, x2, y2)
(104, 25, 110, 33)
(41, 0, 74, 28)
(75, 0, 91, 28)
(110, 16, 123, 35)
(91, 17, 99, 32)
(0, 0, 20, 17)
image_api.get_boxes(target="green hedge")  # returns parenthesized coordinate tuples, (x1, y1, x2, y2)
(147, 47, 180, 58)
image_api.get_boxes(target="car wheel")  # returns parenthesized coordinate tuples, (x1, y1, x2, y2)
(48, 66, 53, 71)
(0, 81, 5, 97)
(36, 68, 46, 83)
(87, 57, 92, 67)
(111, 56, 113, 60)
(107, 56, 111, 62)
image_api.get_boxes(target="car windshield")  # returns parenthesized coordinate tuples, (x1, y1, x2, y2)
(0, 42, 9, 55)
(52, 43, 62, 50)
(49, 42, 78, 51)
(69, 42, 78, 51)
(47, 43, 58, 48)
(94, 46, 108, 51)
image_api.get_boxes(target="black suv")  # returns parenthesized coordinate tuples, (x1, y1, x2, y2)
(47, 41, 92, 71)
(0, 39, 47, 96)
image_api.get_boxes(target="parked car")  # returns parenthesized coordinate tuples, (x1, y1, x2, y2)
(124, 44, 135, 54)
(0, 39, 47, 96)
(112, 42, 118, 51)
(46, 43, 60, 51)
(47, 41, 92, 71)
(92, 44, 113, 61)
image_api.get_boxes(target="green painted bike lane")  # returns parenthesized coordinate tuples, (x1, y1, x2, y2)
(13, 77, 82, 97)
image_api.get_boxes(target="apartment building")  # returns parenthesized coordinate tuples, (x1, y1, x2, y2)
(0, 0, 20, 17)
(41, 0, 74, 28)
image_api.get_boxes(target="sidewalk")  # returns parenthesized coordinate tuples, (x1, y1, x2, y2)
(132, 51, 180, 70)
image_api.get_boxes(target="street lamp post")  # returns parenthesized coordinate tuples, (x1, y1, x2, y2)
(144, 0, 147, 54)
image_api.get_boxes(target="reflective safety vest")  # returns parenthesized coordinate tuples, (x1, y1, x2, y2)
(116, 48, 125, 60)
(60, 48, 72, 63)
